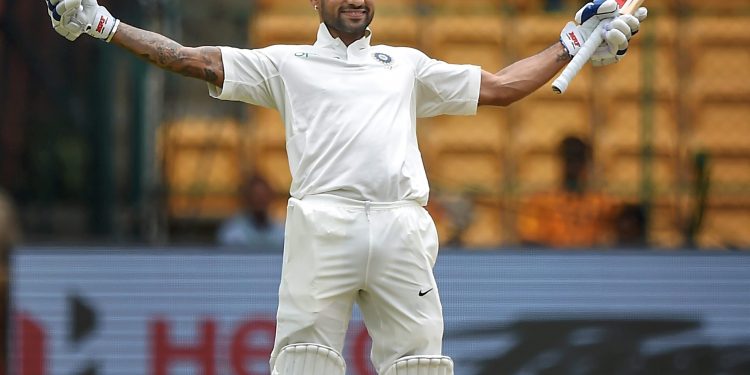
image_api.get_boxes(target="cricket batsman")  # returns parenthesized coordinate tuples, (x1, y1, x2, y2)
(44, 0, 647, 373)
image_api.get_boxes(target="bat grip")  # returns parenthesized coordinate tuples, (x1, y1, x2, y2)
(552, 22, 606, 94)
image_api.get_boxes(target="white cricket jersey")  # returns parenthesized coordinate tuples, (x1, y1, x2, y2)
(209, 24, 481, 205)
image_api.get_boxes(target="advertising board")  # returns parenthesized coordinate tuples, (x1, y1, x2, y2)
(10, 249, 750, 374)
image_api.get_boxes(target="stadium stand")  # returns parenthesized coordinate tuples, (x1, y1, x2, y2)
(160, 119, 245, 219)
(154, 4, 750, 249)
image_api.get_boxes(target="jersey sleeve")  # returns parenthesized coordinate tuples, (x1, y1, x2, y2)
(413, 51, 482, 118)
(207, 46, 284, 109)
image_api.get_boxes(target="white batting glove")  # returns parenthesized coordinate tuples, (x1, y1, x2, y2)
(60, 0, 120, 42)
(560, 0, 648, 66)
(46, 0, 84, 41)
(592, 7, 648, 66)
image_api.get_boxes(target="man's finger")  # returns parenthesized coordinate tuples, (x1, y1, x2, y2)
(620, 14, 640, 35)
(56, 0, 82, 17)
(46, 0, 62, 21)
(634, 7, 648, 22)
(54, 23, 78, 41)
(605, 29, 628, 53)
(609, 18, 633, 39)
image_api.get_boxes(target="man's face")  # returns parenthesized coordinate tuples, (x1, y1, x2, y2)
(318, 0, 374, 37)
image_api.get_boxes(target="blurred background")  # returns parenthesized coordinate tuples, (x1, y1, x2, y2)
(1, 0, 749, 249)
(2, 0, 750, 374)
(3, 0, 750, 249)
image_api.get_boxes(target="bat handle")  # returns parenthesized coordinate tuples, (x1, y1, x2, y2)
(552, 22, 606, 95)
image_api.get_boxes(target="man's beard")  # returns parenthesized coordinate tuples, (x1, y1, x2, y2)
(322, 5, 373, 35)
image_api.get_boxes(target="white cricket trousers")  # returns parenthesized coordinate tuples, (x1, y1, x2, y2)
(270, 194, 444, 374)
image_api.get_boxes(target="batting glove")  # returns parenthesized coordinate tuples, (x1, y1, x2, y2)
(560, 0, 648, 66)
(49, 0, 119, 42)
(46, 0, 84, 41)
(593, 7, 648, 66)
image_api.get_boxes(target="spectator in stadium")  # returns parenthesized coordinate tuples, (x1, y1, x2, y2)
(44, 0, 646, 373)
(517, 136, 622, 248)
(614, 203, 648, 247)
(217, 173, 285, 250)
(0, 188, 20, 374)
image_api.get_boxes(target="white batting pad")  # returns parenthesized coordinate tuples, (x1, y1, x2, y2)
(384, 355, 454, 375)
(271, 343, 346, 375)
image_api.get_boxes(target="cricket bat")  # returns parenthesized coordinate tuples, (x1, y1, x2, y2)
(552, 0, 646, 94)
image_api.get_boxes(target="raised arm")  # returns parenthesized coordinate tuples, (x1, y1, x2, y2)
(44, 0, 224, 87)
(479, 43, 570, 107)
(479, 0, 647, 107)
(111, 23, 224, 88)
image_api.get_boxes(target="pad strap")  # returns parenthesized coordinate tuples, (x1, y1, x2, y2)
(384, 355, 454, 375)
(272, 343, 345, 375)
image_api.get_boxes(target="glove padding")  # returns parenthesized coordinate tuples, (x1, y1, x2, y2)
(46, 0, 83, 41)
(561, 0, 648, 67)
(45, 0, 119, 42)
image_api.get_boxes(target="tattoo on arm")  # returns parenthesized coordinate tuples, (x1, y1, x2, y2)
(112, 23, 224, 87)
(556, 42, 573, 63)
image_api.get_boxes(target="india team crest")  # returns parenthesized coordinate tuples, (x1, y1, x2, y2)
(373, 52, 394, 68)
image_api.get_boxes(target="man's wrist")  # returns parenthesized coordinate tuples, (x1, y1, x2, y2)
(85, 6, 118, 41)
(557, 40, 573, 62)
(559, 21, 583, 58)
(105, 18, 120, 42)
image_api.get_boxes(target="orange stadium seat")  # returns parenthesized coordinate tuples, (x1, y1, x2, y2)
(161, 119, 245, 219)
(254, 149, 293, 193)
(514, 98, 592, 153)
(598, 16, 679, 100)
(505, 0, 548, 13)
(598, 46, 679, 100)
(703, 157, 750, 193)
(251, 13, 321, 47)
(243, 108, 292, 220)
(683, 0, 750, 13)
(597, 100, 679, 156)
(421, 0, 505, 13)
(689, 103, 750, 156)
(697, 206, 750, 249)
(423, 107, 508, 156)
(514, 152, 561, 192)
(685, 16, 750, 101)
(422, 14, 506, 70)
(370, 15, 421, 48)
(597, 100, 680, 197)
(512, 14, 569, 54)
(428, 151, 504, 194)
(371, 0, 419, 14)
(252, 107, 286, 149)
(599, 152, 680, 197)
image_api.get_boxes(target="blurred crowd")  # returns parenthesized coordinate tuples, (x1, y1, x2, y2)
(0, 188, 19, 375)
(2, 0, 749, 250)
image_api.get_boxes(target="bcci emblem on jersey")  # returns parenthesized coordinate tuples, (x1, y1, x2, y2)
(373, 52, 394, 69)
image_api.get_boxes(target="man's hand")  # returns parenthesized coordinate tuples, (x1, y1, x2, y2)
(46, 0, 119, 42)
(561, 0, 648, 66)
(46, 0, 83, 41)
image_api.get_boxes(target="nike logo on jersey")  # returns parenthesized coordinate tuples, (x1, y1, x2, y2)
(419, 288, 433, 297)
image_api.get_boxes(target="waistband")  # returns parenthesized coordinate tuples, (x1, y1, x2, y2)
(292, 194, 421, 210)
